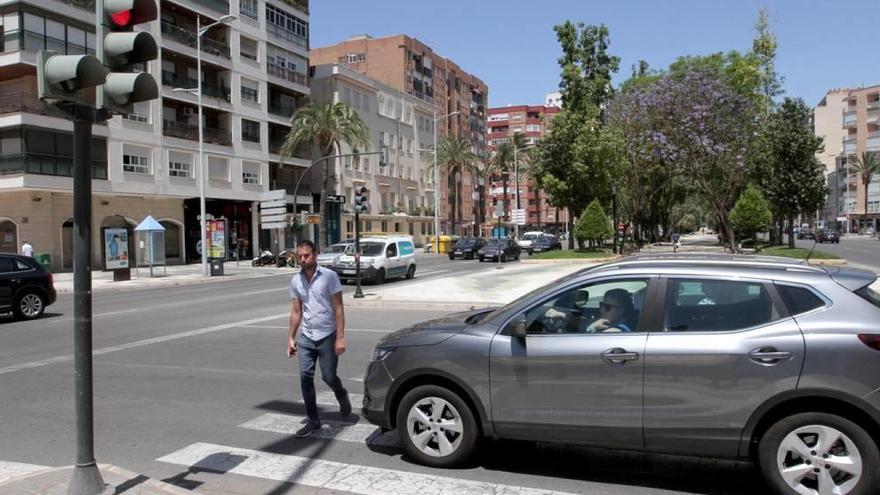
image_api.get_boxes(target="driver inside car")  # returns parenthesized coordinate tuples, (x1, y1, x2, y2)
(586, 289, 635, 333)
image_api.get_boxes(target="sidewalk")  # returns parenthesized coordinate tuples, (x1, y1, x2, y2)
(0, 464, 189, 494)
(52, 261, 297, 294)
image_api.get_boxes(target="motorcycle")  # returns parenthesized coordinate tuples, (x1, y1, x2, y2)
(251, 250, 276, 267)
(277, 250, 298, 268)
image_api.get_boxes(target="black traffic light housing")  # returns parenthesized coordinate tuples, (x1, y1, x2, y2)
(354, 185, 369, 214)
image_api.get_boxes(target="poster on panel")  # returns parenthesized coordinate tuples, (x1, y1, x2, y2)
(104, 228, 130, 269)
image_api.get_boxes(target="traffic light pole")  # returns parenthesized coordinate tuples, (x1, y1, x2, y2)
(353, 208, 364, 298)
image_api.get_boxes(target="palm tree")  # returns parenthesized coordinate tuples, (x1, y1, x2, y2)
(491, 141, 514, 222)
(422, 135, 479, 235)
(471, 160, 493, 235)
(280, 101, 369, 248)
(849, 151, 880, 229)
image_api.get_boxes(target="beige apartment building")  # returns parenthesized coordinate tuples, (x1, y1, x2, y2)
(815, 85, 880, 232)
(311, 34, 488, 236)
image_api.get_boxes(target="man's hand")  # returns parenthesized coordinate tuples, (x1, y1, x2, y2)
(287, 335, 297, 358)
(587, 319, 611, 333)
(335, 336, 346, 356)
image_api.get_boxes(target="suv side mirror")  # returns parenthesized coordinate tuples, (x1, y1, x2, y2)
(509, 314, 528, 339)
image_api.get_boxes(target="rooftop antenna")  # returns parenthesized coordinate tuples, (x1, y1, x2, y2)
(802, 239, 818, 265)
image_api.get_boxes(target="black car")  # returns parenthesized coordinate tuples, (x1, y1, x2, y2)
(477, 238, 521, 262)
(448, 238, 485, 260)
(527, 235, 562, 255)
(0, 254, 56, 320)
(798, 230, 816, 240)
(816, 230, 840, 243)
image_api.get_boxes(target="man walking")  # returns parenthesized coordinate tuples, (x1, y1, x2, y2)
(288, 240, 351, 437)
(20, 240, 33, 257)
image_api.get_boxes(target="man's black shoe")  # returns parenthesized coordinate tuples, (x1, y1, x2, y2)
(295, 420, 321, 438)
(339, 391, 352, 418)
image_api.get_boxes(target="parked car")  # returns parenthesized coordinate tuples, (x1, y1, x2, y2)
(477, 238, 521, 262)
(516, 231, 544, 250)
(448, 238, 485, 260)
(816, 230, 840, 244)
(362, 253, 880, 495)
(332, 236, 416, 284)
(317, 242, 352, 267)
(0, 254, 56, 320)
(527, 235, 562, 255)
(798, 230, 816, 240)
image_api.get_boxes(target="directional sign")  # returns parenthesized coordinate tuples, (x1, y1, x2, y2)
(260, 214, 287, 223)
(325, 194, 346, 204)
(305, 214, 322, 224)
(261, 222, 286, 230)
(260, 200, 286, 209)
(511, 208, 526, 225)
(260, 206, 286, 217)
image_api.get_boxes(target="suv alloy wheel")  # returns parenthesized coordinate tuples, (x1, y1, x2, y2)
(396, 385, 479, 468)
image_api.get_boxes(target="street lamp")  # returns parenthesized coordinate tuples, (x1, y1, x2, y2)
(430, 110, 460, 253)
(513, 142, 536, 239)
(173, 13, 235, 276)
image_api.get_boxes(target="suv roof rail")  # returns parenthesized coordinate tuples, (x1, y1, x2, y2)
(595, 253, 827, 273)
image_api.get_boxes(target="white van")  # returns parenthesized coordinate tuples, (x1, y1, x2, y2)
(331, 236, 416, 284)
(517, 231, 545, 249)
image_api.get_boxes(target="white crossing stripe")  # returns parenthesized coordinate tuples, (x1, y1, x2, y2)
(157, 442, 579, 495)
(0, 461, 51, 483)
(316, 391, 364, 407)
(238, 413, 398, 448)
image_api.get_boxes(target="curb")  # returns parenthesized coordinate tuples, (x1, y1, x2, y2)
(520, 255, 620, 264)
(53, 269, 295, 294)
(807, 259, 848, 266)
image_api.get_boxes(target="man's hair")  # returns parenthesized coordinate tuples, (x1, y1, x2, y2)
(296, 240, 316, 253)
(604, 288, 634, 311)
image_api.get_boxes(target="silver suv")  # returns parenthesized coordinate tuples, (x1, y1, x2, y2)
(362, 254, 880, 495)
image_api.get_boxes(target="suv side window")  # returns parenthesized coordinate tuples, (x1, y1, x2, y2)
(386, 242, 398, 258)
(776, 284, 826, 315)
(525, 279, 649, 334)
(14, 259, 33, 271)
(665, 278, 780, 332)
(0, 256, 15, 273)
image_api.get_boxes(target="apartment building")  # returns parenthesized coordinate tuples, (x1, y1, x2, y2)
(310, 63, 437, 245)
(0, 0, 312, 270)
(485, 104, 568, 235)
(815, 85, 880, 232)
(311, 34, 488, 236)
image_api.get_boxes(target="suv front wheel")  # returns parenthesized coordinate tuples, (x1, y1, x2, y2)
(758, 412, 879, 495)
(14, 291, 45, 320)
(396, 385, 479, 468)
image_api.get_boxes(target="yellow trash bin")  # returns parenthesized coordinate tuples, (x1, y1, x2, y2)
(427, 235, 454, 254)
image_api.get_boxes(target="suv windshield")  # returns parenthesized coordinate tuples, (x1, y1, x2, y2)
(522, 233, 540, 241)
(856, 277, 880, 309)
(456, 239, 477, 248)
(485, 239, 505, 246)
(322, 244, 348, 254)
(346, 242, 384, 256)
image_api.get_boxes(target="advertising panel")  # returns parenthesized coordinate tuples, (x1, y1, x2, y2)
(104, 228, 130, 269)
(206, 219, 226, 259)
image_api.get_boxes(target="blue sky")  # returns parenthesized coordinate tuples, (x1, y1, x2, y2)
(310, 0, 879, 108)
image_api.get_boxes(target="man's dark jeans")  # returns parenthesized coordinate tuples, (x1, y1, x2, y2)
(298, 332, 347, 421)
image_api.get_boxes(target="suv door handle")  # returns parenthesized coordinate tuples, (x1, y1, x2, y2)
(601, 347, 639, 365)
(749, 347, 792, 365)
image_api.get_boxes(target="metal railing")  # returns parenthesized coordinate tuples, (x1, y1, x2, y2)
(269, 101, 295, 118)
(267, 63, 309, 87)
(160, 21, 230, 59)
(161, 71, 230, 100)
(0, 153, 107, 179)
(266, 23, 308, 49)
(163, 120, 231, 145)
(279, 0, 308, 14)
(190, 0, 230, 14)
(62, 0, 95, 12)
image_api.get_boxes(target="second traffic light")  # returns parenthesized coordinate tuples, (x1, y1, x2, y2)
(354, 186, 369, 214)
(98, 0, 159, 114)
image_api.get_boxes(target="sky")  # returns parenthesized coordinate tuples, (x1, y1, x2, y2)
(310, 0, 880, 108)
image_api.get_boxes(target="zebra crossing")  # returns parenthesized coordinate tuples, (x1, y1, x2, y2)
(156, 390, 580, 495)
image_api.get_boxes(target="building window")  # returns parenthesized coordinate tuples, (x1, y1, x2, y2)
(241, 78, 259, 102)
(240, 0, 258, 20)
(526, 124, 540, 132)
(168, 160, 190, 178)
(208, 156, 229, 181)
(122, 102, 149, 123)
(242, 161, 260, 184)
(241, 119, 260, 143)
(265, 4, 308, 48)
(240, 36, 258, 61)
(122, 153, 149, 174)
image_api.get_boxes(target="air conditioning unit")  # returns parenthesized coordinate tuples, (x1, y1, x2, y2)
(183, 107, 195, 116)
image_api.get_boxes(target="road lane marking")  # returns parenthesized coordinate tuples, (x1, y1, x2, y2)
(241, 325, 392, 334)
(0, 312, 289, 376)
(238, 413, 398, 448)
(0, 461, 51, 483)
(157, 442, 578, 495)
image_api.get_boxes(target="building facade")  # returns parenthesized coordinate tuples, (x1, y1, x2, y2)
(310, 34, 488, 236)
(310, 63, 437, 245)
(0, 0, 313, 270)
(485, 104, 567, 235)
(815, 86, 880, 232)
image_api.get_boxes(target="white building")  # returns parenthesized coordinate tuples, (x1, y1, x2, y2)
(309, 63, 439, 244)
(0, 0, 312, 269)
(545, 91, 562, 108)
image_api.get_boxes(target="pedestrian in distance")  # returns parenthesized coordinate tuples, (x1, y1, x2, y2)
(287, 239, 351, 438)
(20, 240, 33, 257)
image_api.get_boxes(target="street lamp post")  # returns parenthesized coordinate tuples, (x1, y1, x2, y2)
(174, 14, 235, 276)
(431, 110, 460, 253)
(512, 143, 535, 239)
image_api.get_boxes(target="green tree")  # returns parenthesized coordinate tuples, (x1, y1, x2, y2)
(553, 21, 620, 113)
(752, 7, 783, 116)
(422, 135, 479, 235)
(574, 199, 613, 248)
(730, 184, 772, 249)
(849, 151, 880, 224)
(491, 141, 514, 222)
(758, 98, 826, 248)
(281, 101, 369, 248)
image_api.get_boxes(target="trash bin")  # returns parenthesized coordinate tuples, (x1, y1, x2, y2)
(34, 253, 51, 273)
(210, 258, 224, 276)
(428, 235, 454, 254)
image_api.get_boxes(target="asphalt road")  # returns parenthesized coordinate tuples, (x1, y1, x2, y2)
(0, 256, 768, 495)
(794, 235, 880, 272)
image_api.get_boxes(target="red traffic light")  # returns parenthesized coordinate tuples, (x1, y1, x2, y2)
(109, 9, 132, 26)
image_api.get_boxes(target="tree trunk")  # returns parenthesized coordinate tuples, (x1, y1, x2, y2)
(567, 216, 575, 249)
(788, 214, 796, 248)
(501, 174, 509, 225)
(317, 142, 334, 250)
(452, 174, 458, 235)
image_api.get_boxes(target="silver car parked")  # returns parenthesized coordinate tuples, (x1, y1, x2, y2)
(362, 254, 880, 495)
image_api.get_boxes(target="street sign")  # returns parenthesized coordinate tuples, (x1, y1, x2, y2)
(260, 200, 286, 209)
(325, 194, 346, 204)
(494, 203, 504, 218)
(305, 214, 322, 224)
(511, 208, 526, 226)
(261, 222, 286, 230)
(260, 214, 286, 223)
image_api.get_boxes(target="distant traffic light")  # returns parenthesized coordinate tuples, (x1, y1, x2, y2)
(379, 144, 388, 168)
(354, 186, 369, 214)
(98, 0, 159, 113)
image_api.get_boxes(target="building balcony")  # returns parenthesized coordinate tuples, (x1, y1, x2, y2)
(0, 152, 106, 179)
(843, 138, 857, 154)
(266, 24, 308, 51)
(267, 63, 309, 89)
(867, 132, 880, 151)
(843, 112, 858, 128)
(188, 0, 230, 14)
(0, 93, 56, 117)
(161, 21, 230, 59)
(279, 0, 308, 14)
(161, 71, 230, 101)
(868, 110, 880, 125)
(269, 101, 295, 119)
(163, 119, 231, 145)
(868, 99, 880, 110)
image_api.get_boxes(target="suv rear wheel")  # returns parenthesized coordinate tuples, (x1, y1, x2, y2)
(396, 385, 479, 468)
(758, 412, 879, 495)
(14, 291, 45, 320)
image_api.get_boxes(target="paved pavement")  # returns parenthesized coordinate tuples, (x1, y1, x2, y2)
(0, 257, 769, 495)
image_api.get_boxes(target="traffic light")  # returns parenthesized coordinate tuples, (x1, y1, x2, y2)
(37, 51, 107, 104)
(379, 144, 388, 168)
(354, 186, 369, 214)
(98, 0, 159, 114)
